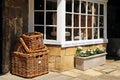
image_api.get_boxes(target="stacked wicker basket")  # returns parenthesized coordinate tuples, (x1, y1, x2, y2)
(11, 32, 49, 78)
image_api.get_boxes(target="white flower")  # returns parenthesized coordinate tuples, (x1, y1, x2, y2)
(77, 47, 82, 50)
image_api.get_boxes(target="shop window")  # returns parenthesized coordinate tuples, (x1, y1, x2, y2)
(65, 1, 106, 41)
(34, 0, 57, 40)
(29, 0, 107, 47)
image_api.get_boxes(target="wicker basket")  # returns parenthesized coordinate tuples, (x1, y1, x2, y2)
(21, 32, 45, 51)
(11, 51, 49, 78)
(15, 32, 47, 54)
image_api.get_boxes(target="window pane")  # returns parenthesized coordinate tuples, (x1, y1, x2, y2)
(100, 28, 104, 38)
(100, 4, 104, 15)
(34, 26, 44, 34)
(34, 0, 44, 10)
(81, 28, 86, 40)
(46, 12, 57, 25)
(88, 2, 93, 14)
(46, 0, 57, 10)
(74, 28, 80, 40)
(81, 15, 86, 27)
(94, 28, 98, 39)
(94, 3, 98, 14)
(65, 28, 71, 41)
(51, 27, 57, 39)
(99, 16, 104, 27)
(87, 16, 92, 27)
(46, 27, 56, 40)
(74, 0, 79, 13)
(88, 28, 92, 39)
(94, 16, 98, 27)
(66, 14, 72, 26)
(81, 1, 86, 13)
(34, 12, 44, 24)
(74, 14, 79, 27)
(66, 0, 72, 12)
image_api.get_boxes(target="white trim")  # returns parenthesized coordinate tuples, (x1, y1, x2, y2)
(104, 3, 107, 39)
(44, 39, 108, 47)
(82, 0, 108, 3)
(28, 0, 34, 32)
(61, 39, 108, 47)
(57, 0, 65, 42)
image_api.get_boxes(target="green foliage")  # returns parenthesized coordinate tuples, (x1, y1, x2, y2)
(76, 47, 105, 57)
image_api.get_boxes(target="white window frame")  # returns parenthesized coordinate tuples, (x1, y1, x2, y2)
(29, 0, 108, 47)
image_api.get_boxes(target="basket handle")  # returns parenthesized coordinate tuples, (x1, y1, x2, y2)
(19, 37, 42, 53)
(19, 37, 30, 52)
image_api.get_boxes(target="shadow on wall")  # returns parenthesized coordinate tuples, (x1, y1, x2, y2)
(0, 0, 2, 74)
(106, 38, 120, 60)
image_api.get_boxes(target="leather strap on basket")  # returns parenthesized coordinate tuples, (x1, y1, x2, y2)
(19, 37, 41, 53)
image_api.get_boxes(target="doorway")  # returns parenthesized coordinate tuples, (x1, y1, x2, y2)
(107, 0, 120, 59)
(0, 0, 2, 74)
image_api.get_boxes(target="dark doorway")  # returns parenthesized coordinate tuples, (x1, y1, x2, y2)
(107, 0, 120, 60)
(0, 0, 2, 74)
(107, 0, 120, 38)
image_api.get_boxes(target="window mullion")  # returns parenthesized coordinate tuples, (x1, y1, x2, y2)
(92, 2, 94, 39)
(97, 4, 100, 39)
(104, 4, 107, 39)
(86, 2, 88, 40)
(44, 0, 46, 40)
(79, 0, 82, 40)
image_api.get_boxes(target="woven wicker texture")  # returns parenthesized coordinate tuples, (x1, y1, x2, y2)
(11, 32, 49, 78)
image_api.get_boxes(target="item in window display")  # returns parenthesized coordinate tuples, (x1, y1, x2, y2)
(88, 2, 92, 14)
(51, 31, 70, 37)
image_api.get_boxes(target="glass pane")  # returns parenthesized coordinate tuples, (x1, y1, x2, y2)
(46, 0, 57, 10)
(87, 16, 92, 27)
(46, 27, 56, 40)
(74, 29, 80, 40)
(81, 28, 86, 40)
(74, 0, 79, 13)
(81, 15, 86, 27)
(74, 14, 79, 27)
(94, 28, 98, 39)
(100, 4, 104, 15)
(94, 3, 98, 14)
(88, 2, 93, 14)
(88, 28, 92, 39)
(100, 28, 104, 38)
(34, 0, 44, 10)
(50, 27, 57, 38)
(94, 16, 98, 27)
(81, 1, 86, 13)
(66, 14, 72, 26)
(99, 16, 104, 27)
(34, 12, 44, 24)
(34, 26, 44, 34)
(46, 12, 57, 25)
(66, 0, 72, 12)
(65, 28, 71, 41)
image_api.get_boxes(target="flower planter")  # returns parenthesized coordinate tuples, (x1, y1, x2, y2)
(74, 53, 107, 71)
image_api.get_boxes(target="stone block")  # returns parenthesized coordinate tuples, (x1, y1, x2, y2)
(49, 63, 55, 71)
(65, 47, 76, 56)
(55, 56, 62, 70)
(47, 46, 64, 56)
(48, 55, 55, 63)
(61, 55, 74, 71)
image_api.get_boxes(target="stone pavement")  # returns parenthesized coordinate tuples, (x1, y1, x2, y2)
(0, 59, 120, 80)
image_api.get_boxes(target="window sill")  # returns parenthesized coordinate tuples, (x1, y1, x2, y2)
(44, 39, 108, 47)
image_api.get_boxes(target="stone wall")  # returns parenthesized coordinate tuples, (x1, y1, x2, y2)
(47, 43, 107, 72)
(2, 0, 28, 74)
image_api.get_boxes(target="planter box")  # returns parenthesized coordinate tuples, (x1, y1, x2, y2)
(74, 53, 107, 70)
